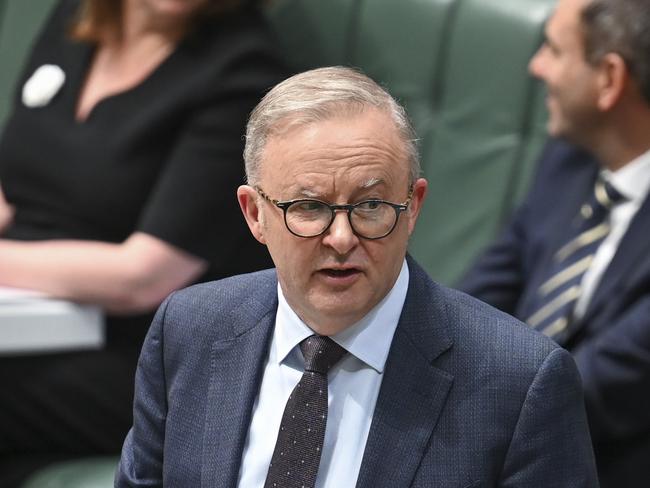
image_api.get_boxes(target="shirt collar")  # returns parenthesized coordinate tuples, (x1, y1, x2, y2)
(602, 148, 650, 204)
(274, 259, 410, 373)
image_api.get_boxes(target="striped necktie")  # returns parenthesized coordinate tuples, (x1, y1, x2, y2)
(525, 178, 625, 342)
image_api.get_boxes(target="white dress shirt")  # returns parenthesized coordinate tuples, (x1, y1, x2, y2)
(237, 260, 409, 488)
(574, 150, 650, 318)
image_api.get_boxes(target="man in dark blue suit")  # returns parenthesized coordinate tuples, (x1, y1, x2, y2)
(116, 67, 597, 487)
(462, 0, 650, 486)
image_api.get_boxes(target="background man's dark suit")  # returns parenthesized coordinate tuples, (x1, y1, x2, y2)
(117, 258, 597, 487)
(462, 139, 650, 487)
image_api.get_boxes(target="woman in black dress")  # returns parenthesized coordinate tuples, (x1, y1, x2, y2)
(0, 0, 285, 482)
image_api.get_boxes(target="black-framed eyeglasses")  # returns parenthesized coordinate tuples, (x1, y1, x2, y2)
(255, 185, 413, 240)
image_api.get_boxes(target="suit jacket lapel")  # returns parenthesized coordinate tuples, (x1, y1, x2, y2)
(356, 261, 454, 488)
(200, 294, 277, 487)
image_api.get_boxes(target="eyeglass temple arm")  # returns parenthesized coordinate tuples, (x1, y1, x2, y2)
(254, 186, 281, 206)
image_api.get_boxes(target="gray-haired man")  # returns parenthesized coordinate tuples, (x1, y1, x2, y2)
(116, 67, 598, 487)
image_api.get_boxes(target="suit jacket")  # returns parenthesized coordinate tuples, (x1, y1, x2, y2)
(116, 257, 597, 487)
(461, 139, 650, 488)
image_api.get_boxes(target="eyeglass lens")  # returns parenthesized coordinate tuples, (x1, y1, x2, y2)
(285, 200, 398, 238)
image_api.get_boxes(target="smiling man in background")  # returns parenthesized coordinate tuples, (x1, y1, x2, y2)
(116, 67, 597, 487)
(462, 0, 650, 486)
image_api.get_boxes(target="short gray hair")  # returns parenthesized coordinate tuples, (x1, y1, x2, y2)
(243, 66, 420, 185)
(581, 0, 650, 104)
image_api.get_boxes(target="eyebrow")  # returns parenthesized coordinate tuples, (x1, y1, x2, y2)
(297, 188, 320, 198)
(360, 177, 385, 189)
(292, 178, 387, 198)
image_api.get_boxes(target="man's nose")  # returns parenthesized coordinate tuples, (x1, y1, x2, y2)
(322, 211, 358, 254)
(528, 45, 546, 79)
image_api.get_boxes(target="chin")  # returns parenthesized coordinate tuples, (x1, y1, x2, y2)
(546, 118, 566, 139)
(309, 299, 368, 330)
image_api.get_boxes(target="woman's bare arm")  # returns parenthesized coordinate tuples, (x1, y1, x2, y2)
(0, 231, 207, 314)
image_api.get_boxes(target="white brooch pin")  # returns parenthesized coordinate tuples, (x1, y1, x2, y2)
(22, 64, 66, 108)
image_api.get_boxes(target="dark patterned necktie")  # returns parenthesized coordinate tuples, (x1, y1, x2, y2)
(264, 335, 347, 488)
(525, 178, 625, 343)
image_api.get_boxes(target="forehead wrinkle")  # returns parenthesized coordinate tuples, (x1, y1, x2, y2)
(285, 149, 405, 196)
(285, 169, 391, 203)
(264, 119, 410, 199)
(294, 128, 405, 160)
(325, 138, 405, 164)
(289, 150, 399, 179)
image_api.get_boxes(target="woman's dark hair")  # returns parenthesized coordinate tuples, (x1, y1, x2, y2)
(69, 0, 250, 42)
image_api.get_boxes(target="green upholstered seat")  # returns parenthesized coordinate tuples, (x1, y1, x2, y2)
(20, 457, 119, 488)
(410, 0, 553, 283)
(0, 0, 58, 129)
(267, 0, 554, 284)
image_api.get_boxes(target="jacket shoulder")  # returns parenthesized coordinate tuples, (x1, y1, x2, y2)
(530, 139, 599, 193)
(408, 258, 560, 372)
(159, 268, 278, 343)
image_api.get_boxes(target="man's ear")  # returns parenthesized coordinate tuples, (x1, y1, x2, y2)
(406, 177, 428, 235)
(596, 52, 628, 111)
(237, 185, 267, 245)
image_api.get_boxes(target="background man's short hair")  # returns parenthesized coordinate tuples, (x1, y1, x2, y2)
(243, 66, 420, 186)
(581, 0, 650, 104)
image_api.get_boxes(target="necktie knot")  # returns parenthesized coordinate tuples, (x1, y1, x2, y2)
(300, 335, 347, 374)
(595, 178, 625, 208)
(579, 179, 625, 223)
(597, 179, 625, 207)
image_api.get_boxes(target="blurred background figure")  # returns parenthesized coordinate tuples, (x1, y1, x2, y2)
(0, 0, 285, 484)
(461, 0, 650, 486)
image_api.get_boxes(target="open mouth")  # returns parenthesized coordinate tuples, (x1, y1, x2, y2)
(321, 268, 360, 278)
